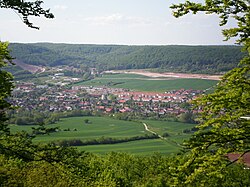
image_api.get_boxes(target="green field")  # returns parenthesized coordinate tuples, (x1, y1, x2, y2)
(75, 73, 217, 92)
(142, 120, 195, 144)
(99, 73, 149, 79)
(77, 139, 179, 155)
(10, 116, 150, 142)
(10, 116, 196, 155)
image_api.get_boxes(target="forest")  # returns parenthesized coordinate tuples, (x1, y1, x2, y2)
(9, 43, 244, 74)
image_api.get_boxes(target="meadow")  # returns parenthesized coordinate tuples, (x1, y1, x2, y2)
(10, 116, 195, 155)
(142, 120, 195, 144)
(76, 73, 218, 92)
(11, 116, 150, 142)
(76, 139, 180, 155)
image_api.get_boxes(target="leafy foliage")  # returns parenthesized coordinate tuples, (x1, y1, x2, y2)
(170, 0, 250, 185)
(174, 56, 250, 185)
(0, 42, 14, 133)
(0, 3, 88, 187)
(1, 151, 250, 186)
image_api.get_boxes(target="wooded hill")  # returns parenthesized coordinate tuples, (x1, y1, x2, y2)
(9, 43, 245, 74)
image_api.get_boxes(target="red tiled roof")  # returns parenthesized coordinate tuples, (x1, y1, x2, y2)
(227, 153, 250, 167)
(119, 100, 126, 103)
(105, 108, 113, 112)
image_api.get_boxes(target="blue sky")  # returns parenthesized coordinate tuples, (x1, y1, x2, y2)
(0, 0, 237, 45)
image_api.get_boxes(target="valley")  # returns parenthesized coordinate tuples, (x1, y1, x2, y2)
(4, 44, 234, 155)
(8, 70, 212, 155)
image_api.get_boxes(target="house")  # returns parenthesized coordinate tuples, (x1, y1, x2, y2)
(119, 109, 127, 113)
(96, 106, 105, 110)
(227, 153, 250, 168)
(118, 99, 126, 103)
(105, 108, 113, 113)
(39, 97, 48, 101)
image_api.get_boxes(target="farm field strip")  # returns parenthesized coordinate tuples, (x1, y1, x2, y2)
(10, 117, 195, 155)
(95, 77, 174, 80)
(11, 117, 150, 142)
(76, 139, 180, 155)
(104, 70, 222, 80)
(142, 120, 195, 144)
(78, 73, 217, 92)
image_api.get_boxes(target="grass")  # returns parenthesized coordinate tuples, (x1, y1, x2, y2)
(73, 119, 196, 155)
(101, 73, 149, 79)
(75, 73, 217, 92)
(10, 117, 196, 155)
(10, 116, 150, 143)
(142, 120, 196, 144)
(76, 139, 179, 155)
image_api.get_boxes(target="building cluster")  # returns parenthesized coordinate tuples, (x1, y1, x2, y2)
(10, 82, 203, 116)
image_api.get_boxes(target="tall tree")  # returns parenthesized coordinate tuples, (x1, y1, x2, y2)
(171, 1, 250, 185)
(0, 42, 14, 133)
(0, 3, 91, 186)
(0, 1, 53, 128)
(0, 0, 53, 147)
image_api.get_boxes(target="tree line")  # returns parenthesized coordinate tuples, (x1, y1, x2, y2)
(9, 43, 245, 74)
(7, 107, 197, 127)
(53, 134, 159, 147)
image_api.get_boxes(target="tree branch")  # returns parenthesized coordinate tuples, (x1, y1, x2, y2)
(0, 0, 54, 29)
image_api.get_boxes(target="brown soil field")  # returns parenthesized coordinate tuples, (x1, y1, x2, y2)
(14, 60, 45, 74)
(105, 70, 222, 81)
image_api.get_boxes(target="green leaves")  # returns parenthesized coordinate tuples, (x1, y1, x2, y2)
(0, 42, 14, 133)
(171, 1, 250, 185)
(172, 49, 250, 185)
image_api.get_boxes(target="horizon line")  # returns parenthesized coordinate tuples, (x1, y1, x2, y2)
(9, 41, 241, 47)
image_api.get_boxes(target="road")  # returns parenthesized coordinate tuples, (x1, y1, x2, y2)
(143, 123, 163, 139)
(142, 123, 182, 147)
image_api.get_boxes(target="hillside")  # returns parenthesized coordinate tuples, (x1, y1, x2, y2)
(9, 43, 245, 74)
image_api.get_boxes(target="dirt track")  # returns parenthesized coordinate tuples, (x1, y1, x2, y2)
(105, 70, 222, 81)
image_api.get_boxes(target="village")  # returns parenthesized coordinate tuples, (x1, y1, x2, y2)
(10, 81, 203, 119)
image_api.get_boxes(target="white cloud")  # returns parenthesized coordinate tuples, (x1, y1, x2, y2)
(84, 14, 122, 24)
(84, 13, 152, 26)
(53, 5, 68, 11)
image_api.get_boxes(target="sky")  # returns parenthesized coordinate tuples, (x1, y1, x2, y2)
(0, 0, 237, 45)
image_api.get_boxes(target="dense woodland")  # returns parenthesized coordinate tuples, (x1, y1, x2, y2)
(9, 43, 244, 74)
(1, 151, 250, 187)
